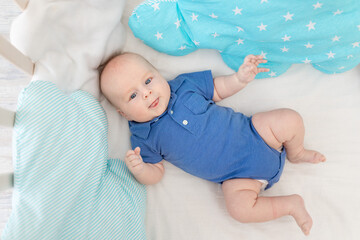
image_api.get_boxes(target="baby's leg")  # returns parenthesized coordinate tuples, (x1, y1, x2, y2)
(222, 178, 313, 235)
(252, 108, 326, 163)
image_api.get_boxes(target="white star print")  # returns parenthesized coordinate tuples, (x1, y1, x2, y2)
(281, 46, 289, 52)
(347, 55, 353, 59)
(313, 2, 323, 9)
(305, 42, 314, 48)
(212, 32, 220, 38)
(174, 19, 181, 29)
(326, 51, 336, 58)
(283, 12, 294, 21)
(209, 13, 218, 19)
(135, 1, 358, 77)
(191, 13, 198, 22)
(333, 10, 343, 16)
(338, 66, 345, 70)
(233, 6, 242, 15)
(302, 58, 312, 63)
(236, 38, 244, 45)
(269, 71, 277, 77)
(236, 26, 244, 32)
(155, 32, 163, 40)
(332, 36, 341, 42)
(282, 34, 291, 42)
(151, 3, 160, 11)
(306, 21, 316, 31)
(260, 51, 267, 59)
(258, 23, 267, 31)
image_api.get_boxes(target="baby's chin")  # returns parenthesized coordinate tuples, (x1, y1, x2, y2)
(142, 111, 167, 123)
(130, 99, 169, 122)
(131, 112, 163, 123)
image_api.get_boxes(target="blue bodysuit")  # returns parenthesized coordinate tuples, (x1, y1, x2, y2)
(129, 71, 286, 189)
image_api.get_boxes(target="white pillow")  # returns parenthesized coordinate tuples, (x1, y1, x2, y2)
(10, 0, 126, 98)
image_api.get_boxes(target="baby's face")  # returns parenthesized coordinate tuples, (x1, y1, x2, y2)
(101, 54, 170, 122)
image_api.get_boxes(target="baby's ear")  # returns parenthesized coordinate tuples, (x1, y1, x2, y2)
(117, 109, 130, 120)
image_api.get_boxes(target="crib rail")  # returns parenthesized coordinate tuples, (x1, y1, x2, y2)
(13, 0, 29, 10)
(0, 0, 30, 192)
(0, 107, 15, 127)
(0, 173, 14, 191)
(0, 35, 34, 75)
(0, 106, 15, 188)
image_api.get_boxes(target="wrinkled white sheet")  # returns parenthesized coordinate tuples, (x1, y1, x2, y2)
(11, 0, 360, 239)
(10, 0, 126, 98)
(122, 1, 360, 239)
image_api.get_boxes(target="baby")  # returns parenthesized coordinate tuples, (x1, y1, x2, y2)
(100, 52, 326, 235)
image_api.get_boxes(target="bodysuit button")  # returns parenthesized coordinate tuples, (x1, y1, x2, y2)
(170, 110, 174, 114)
(182, 120, 188, 125)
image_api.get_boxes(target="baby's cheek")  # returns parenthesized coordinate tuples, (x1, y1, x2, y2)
(133, 106, 153, 122)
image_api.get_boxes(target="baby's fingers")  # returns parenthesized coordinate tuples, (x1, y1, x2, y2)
(244, 54, 256, 63)
(245, 55, 267, 65)
(257, 67, 270, 73)
(126, 154, 143, 166)
(252, 57, 267, 66)
(125, 150, 140, 164)
(126, 149, 136, 158)
(134, 147, 141, 155)
(255, 59, 268, 65)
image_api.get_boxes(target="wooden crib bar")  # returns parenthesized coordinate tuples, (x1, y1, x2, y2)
(0, 35, 34, 75)
(0, 0, 29, 192)
(0, 173, 14, 191)
(0, 107, 15, 127)
(13, 0, 29, 10)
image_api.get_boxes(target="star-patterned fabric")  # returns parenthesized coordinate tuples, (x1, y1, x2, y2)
(129, 0, 360, 78)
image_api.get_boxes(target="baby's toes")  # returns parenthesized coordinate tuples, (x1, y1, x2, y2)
(313, 152, 326, 163)
(301, 221, 312, 236)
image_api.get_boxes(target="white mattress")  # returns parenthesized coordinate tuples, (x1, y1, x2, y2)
(10, 0, 360, 239)
(121, 2, 360, 239)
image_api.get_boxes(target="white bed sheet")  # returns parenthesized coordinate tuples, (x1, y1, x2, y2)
(10, 0, 360, 239)
(120, 1, 360, 239)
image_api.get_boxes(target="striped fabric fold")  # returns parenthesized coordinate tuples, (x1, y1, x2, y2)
(2, 81, 146, 240)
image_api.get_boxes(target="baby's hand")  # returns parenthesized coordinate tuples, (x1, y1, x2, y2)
(125, 147, 145, 176)
(236, 55, 269, 83)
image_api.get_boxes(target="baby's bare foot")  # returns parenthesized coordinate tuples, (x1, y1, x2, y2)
(289, 195, 313, 235)
(288, 149, 326, 164)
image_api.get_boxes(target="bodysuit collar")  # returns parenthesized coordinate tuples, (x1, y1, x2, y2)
(129, 78, 184, 139)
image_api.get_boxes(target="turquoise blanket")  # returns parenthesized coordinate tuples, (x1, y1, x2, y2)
(129, 0, 360, 78)
(2, 81, 146, 239)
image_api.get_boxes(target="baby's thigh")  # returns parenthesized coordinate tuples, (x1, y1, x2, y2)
(222, 178, 263, 218)
(251, 108, 302, 149)
(222, 178, 262, 196)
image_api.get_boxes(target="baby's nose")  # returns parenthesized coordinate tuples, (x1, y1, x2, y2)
(144, 90, 152, 99)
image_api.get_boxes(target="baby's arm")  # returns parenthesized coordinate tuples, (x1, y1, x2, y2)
(125, 147, 165, 185)
(213, 55, 269, 102)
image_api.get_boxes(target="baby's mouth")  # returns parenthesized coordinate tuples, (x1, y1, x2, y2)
(149, 97, 159, 108)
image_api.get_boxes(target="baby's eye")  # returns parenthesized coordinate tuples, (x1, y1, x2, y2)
(130, 93, 137, 100)
(145, 78, 152, 85)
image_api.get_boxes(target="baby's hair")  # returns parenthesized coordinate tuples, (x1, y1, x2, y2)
(98, 51, 156, 82)
(98, 51, 122, 80)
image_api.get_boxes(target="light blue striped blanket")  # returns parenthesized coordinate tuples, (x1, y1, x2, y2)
(2, 81, 146, 240)
(129, 0, 360, 78)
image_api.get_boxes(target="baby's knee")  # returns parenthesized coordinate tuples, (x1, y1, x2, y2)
(225, 190, 258, 223)
(227, 204, 255, 223)
(277, 108, 303, 127)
